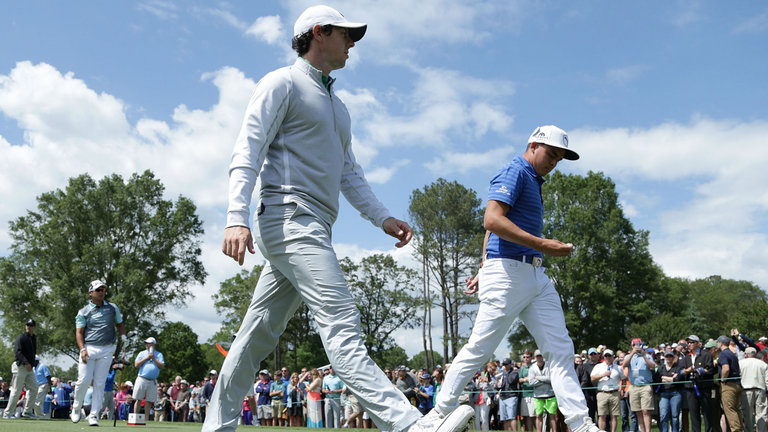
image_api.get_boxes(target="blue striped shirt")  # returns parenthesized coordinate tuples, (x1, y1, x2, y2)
(486, 156, 544, 258)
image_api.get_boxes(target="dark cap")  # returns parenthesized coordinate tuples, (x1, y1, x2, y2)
(502, 357, 512, 365)
(397, 365, 408, 371)
(420, 373, 431, 380)
(26, 319, 36, 326)
(716, 335, 731, 345)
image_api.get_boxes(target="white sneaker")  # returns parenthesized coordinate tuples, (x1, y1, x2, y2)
(21, 412, 38, 419)
(572, 417, 604, 432)
(88, 415, 99, 426)
(70, 410, 81, 423)
(408, 405, 475, 432)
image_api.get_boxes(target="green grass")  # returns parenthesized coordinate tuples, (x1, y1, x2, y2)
(0, 420, 370, 432)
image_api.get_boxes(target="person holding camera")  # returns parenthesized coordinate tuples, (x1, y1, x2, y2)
(2, 318, 39, 419)
(622, 338, 656, 432)
(133, 337, 166, 418)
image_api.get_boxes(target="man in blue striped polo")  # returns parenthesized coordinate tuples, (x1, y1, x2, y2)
(435, 125, 604, 432)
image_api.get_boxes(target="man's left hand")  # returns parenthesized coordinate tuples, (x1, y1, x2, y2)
(382, 218, 413, 248)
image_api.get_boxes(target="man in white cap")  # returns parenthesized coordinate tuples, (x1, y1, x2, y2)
(209, 4, 473, 432)
(438, 126, 604, 432)
(133, 336, 165, 417)
(71, 279, 126, 426)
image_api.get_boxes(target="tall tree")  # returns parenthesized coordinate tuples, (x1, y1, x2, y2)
(212, 265, 328, 372)
(508, 171, 664, 350)
(0, 171, 206, 360)
(409, 179, 484, 361)
(154, 321, 209, 384)
(339, 254, 420, 367)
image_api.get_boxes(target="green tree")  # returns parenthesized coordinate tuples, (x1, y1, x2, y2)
(508, 171, 664, 351)
(0, 171, 207, 360)
(409, 179, 484, 363)
(211, 264, 264, 343)
(409, 350, 445, 370)
(628, 275, 768, 345)
(377, 346, 409, 370)
(339, 254, 420, 367)
(154, 321, 208, 384)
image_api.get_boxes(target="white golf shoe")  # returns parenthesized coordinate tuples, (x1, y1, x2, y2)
(407, 405, 475, 432)
(572, 417, 605, 432)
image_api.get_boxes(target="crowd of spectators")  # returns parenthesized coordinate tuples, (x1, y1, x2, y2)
(2, 329, 766, 431)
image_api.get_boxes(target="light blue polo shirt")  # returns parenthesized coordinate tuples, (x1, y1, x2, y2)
(628, 354, 655, 385)
(135, 349, 164, 380)
(34, 362, 51, 385)
(322, 374, 344, 400)
(486, 156, 545, 258)
(76, 301, 123, 346)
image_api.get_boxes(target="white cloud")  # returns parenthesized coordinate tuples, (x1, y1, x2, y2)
(245, 15, 284, 45)
(605, 65, 650, 86)
(137, 0, 178, 20)
(571, 117, 768, 289)
(364, 160, 411, 184)
(353, 68, 514, 151)
(424, 146, 517, 175)
(733, 10, 768, 34)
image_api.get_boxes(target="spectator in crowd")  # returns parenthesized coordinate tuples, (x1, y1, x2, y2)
(529, 350, 557, 432)
(201, 370, 217, 422)
(416, 373, 435, 416)
(190, 380, 204, 422)
(32, 355, 51, 417)
(323, 366, 344, 428)
(51, 377, 73, 419)
(43, 390, 53, 417)
(658, 351, 684, 432)
(616, 350, 637, 432)
(255, 369, 273, 426)
(591, 349, 624, 432)
(675, 340, 691, 432)
(306, 369, 323, 428)
(681, 335, 717, 432)
(270, 370, 286, 426)
(103, 361, 121, 420)
(717, 335, 743, 432)
(169, 376, 182, 413)
(342, 383, 364, 428)
(497, 357, 520, 432)
(174, 380, 191, 423)
(155, 385, 170, 421)
(396, 365, 419, 404)
(432, 368, 445, 410)
(133, 337, 165, 418)
(471, 368, 495, 431)
(71, 280, 126, 426)
(519, 350, 537, 432)
(3, 318, 39, 419)
(578, 348, 600, 422)
(286, 373, 303, 427)
(115, 382, 131, 420)
(242, 396, 254, 426)
(623, 338, 656, 432)
(738, 346, 766, 432)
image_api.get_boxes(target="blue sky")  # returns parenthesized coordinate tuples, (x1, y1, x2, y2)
(2, 1, 767, 360)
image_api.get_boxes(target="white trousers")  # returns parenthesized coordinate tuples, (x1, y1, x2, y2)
(72, 344, 115, 419)
(436, 258, 588, 427)
(474, 403, 491, 430)
(4, 362, 38, 417)
(202, 202, 422, 432)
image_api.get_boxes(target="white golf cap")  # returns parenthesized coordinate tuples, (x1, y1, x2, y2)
(293, 5, 367, 42)
(88, 280, 107, 292)
(528, 125, 579, 160)
(144, 337, 156, 344)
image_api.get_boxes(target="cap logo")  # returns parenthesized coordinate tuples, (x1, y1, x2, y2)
(562, 135, 569, 148)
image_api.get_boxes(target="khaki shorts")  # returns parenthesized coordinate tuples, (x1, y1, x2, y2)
(257, 404, 272, 419)
(345, 393, 362, 416)
(271, 401, 285, 418)
(597, 391, 621, 416)
(628, 385, 655, 411)
(520, 396, 536, 417)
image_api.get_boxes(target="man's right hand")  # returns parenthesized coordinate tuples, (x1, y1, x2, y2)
(540, 239, 574, 257)
(81, 350, 89, 364)
(222, 226, 255, 265)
